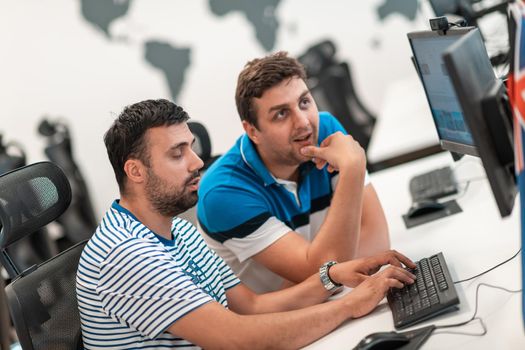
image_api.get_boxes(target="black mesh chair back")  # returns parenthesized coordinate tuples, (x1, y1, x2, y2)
(0, 162, 85, 349)
(38, 119, 98, 246)
(298, 40, 377, 151)
(6, 241, 85, 350)
(188, 121, 212, 162)
(308, 62, 376, 150)
(0, 162, 71, 278)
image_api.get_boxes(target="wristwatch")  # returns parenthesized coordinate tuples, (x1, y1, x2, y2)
(319, 261, 343, 293)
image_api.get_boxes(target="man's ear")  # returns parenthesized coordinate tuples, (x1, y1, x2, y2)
(242, 120, 260, 145)
(123, 158, 146, 185)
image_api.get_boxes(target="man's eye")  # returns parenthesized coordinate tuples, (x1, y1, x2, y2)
(300, 98, 311, 108)
(275, 109, 288, 119)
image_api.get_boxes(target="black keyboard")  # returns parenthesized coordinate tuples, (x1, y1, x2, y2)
(387, 252, 459, 329)
(409, 166, 458, 202)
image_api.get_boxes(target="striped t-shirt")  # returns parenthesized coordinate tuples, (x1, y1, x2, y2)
(76, 200, 240, 349)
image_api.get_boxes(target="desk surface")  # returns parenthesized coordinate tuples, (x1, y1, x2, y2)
(367, 77, 440, 164)
(304, 152, 524, 349)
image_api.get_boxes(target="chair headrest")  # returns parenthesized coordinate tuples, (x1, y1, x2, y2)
(298, 40, 337, 77)
(188, 121, 212, 161)
(0, 162, 71, 248)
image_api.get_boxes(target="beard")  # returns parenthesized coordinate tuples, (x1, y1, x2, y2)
(145, 168, 200, 217)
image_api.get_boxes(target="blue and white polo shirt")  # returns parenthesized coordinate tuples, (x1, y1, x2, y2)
(197, 112, 369, 293)
(76, 200, 239, 349)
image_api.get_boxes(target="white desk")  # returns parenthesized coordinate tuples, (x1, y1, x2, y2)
(304, 152, 524, 349)
(367, 77, 441, 164)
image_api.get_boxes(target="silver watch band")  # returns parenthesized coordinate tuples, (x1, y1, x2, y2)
(319, 260, 342, 293)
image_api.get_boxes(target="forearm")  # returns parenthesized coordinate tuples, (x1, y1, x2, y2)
(356, 186, 390, 257)
(176, 299, 352, 350)
(308, 167, 365, 265)
(357, 217, 389, 257)
(249, 273, 331, 314)
(236, 299, 350, 350)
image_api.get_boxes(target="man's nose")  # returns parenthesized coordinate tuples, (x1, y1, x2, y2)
(189, 148, 204, 172)
(293, 110, 310, 128)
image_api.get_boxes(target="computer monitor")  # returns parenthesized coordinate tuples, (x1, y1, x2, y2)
(442, 28, 516, 217)
(408, 27, 479, 157)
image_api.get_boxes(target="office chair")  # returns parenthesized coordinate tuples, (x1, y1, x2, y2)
(0, 161, 85, 350)
(38, 118, 97, 247)
(178, 121, 221, 225)
(188, 121, 221, 170)
(0, 277, 12, 350)
(0, 134, 57, 271)
(298, 40, 377, 152)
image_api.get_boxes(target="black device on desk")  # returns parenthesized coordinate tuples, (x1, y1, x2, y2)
(406, 200, 446, 219)
(409, 166, 458, 202)
(442, 28, 516, 217)
(440, 17, 522, 329)
(353, 331, 409, 350)
(353, 325, 435, 350)
(387, 252, 459, 329)
(406, 166, 458, 221)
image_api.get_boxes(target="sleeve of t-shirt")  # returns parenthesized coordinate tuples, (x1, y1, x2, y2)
(214, 250, 241, 289)
(198, 184, 272, 241)
(172, 217, 241, 290)
(198, 186, 291, 262)
(97, 238, 213, 339)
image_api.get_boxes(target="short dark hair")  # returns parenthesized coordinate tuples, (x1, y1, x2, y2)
(104, 99, 189, 192)
(235, 51, 307, 128)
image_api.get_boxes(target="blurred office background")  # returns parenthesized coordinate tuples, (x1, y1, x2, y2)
(1, 0, 434, 220)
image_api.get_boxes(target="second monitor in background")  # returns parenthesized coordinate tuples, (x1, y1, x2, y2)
(443, 28, 516, 217)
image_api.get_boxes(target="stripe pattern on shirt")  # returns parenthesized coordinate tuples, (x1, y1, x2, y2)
(76, 202, 239, 349)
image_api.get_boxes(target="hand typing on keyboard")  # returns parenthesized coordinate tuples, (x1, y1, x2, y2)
(324, 250, 418, 320)
(386, 253, 460, 329)
(342, 265, 417, 319)
(329, 250, 417, 288)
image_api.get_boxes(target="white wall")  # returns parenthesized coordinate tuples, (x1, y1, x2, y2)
(0, 0, 435, 219)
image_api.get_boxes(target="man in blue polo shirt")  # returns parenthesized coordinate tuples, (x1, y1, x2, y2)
(198, 52, 390, 293)
(76, 99, 415, 349)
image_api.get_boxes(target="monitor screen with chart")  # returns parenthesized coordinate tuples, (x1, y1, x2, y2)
(408, 27, 479, 157)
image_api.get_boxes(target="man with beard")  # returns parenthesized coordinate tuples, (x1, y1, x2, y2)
(198, 52, 390, 293)
(76, 99, 415, 349)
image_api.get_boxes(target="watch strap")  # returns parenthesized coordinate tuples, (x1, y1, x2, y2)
(319, 260, 342, 293)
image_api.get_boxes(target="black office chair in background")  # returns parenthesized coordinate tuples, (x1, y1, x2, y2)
(0, 135, 57, 272)
(177, 121, 221, 225)
(0, 135, 61, 349)
(38, 118, 97, 248)
(0, 162, 85, 350)
(298, 40, 377, 152)
(188, 121, 221, 170)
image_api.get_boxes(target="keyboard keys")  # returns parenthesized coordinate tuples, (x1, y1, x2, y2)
(387, 252, 460, 329)
(409, 166, 458, 202)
